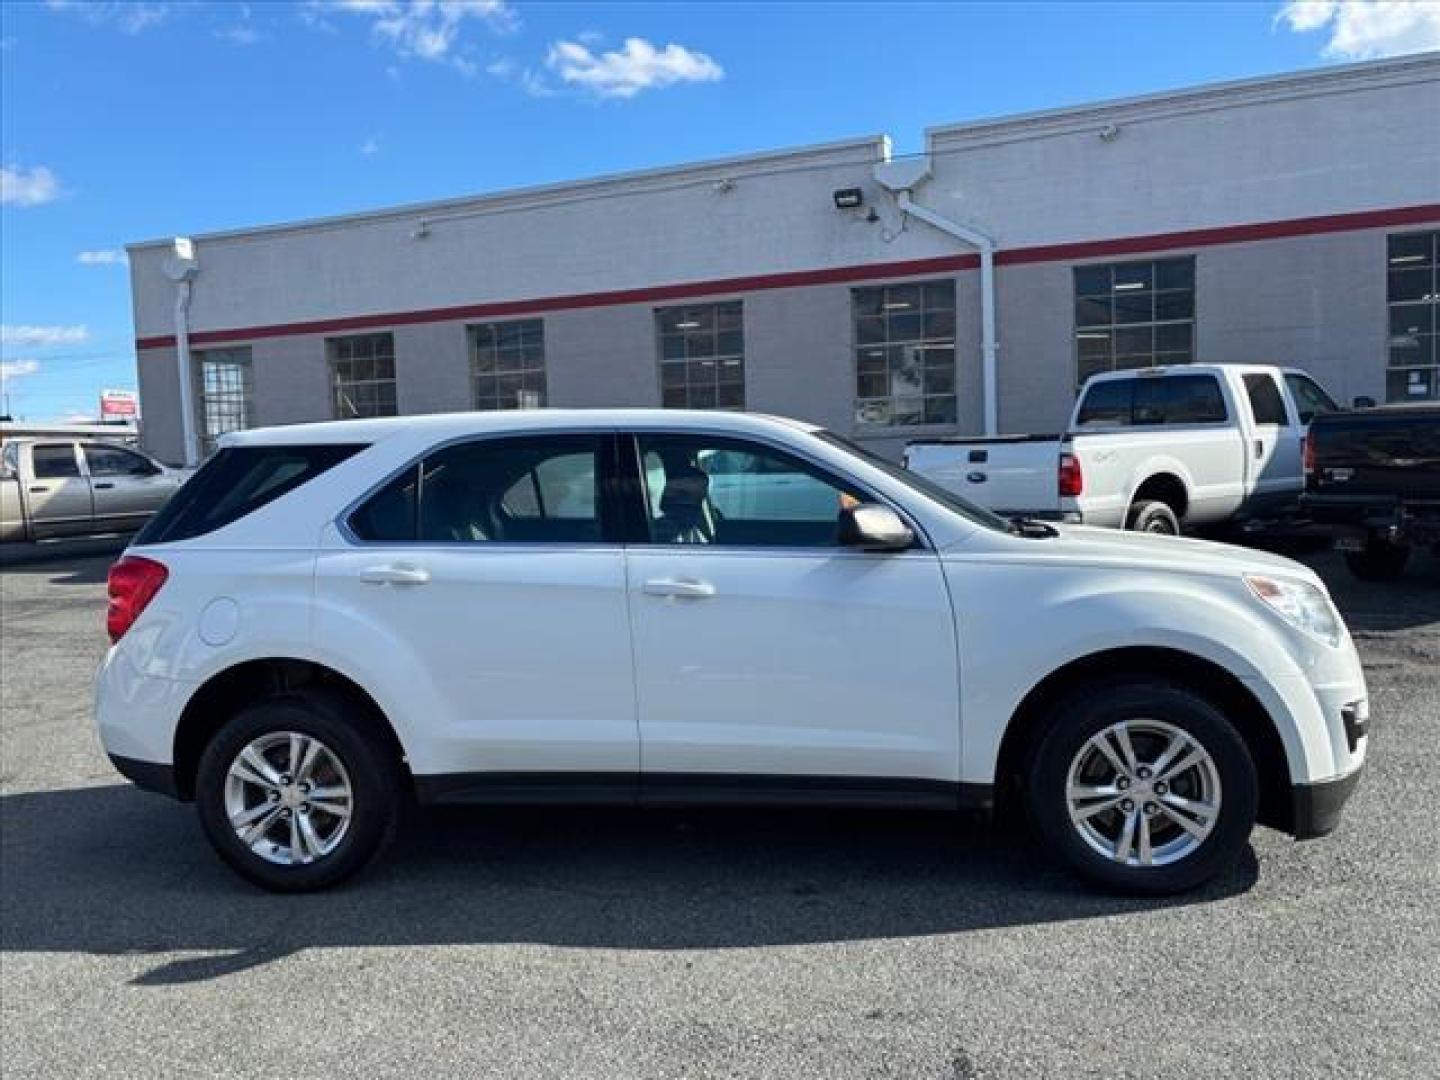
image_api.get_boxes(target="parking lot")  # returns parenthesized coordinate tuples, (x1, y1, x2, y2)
(1, 545, 1437, 1079)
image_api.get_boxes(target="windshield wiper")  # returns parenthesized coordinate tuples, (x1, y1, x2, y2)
(1007, 516, 1059, 538)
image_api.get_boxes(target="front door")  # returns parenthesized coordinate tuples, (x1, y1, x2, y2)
(25, 443, 93, 538)
(622, 432, 960, 792)
(314, 433, 639, 783)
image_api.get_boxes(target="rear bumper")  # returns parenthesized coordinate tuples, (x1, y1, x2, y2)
(1291, 766, 1362, 840)
(108, 753, 180, 799)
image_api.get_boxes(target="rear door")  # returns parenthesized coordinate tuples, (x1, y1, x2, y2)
(622, 430, 960, 792)
(23, 443, 93, 537)
(314, 432, 640, 783)
(81, 442, 177, 531)
(1240, 373, 1296, 508)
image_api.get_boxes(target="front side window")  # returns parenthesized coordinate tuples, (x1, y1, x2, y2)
(656, 302, 744, 410)
(1386, 231, 1438, 402)
(471, 319, 545, 410)
(194, 347, 253, 453)
(83, 443, 155, 477)
(637, 433, 864, 548)
(1075, 257, 1195, 384)
(349, 435, 604, 544)
(329, 333, 397, 419)
(853, 281, 957, 427)
(32, 444, 80, 479)
(1242, 374, 1288, 426)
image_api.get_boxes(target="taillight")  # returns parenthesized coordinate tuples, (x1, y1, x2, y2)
(107, 556, 169, 644)
(1058, 451, 1083, 498)
(1302, 433, 1315, 481)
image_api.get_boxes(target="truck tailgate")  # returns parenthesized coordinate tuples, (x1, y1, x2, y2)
(1308, 405, 1440, 504)
(905, 436, 1061, 515)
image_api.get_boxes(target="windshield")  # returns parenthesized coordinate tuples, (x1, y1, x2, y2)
(813, 430, 1011, 533)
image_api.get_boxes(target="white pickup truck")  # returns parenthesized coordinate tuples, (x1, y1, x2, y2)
(904, 364, 1339, 534)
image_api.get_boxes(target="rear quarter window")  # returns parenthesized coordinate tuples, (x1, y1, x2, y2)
(134, 444, 363, 544)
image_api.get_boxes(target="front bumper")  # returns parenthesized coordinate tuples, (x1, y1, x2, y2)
(1291, 766, 1363, 840)
(108, 753, 180, 799)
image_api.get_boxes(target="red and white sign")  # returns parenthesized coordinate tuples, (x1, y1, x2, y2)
(100, 389, 139, 419)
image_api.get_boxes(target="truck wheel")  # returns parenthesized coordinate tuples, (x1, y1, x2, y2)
(1127, 500, 1180, 535)
(1344, 535, 1410, 581)
(1026, 679, 1258, 895)
(195, 691, 402, 892)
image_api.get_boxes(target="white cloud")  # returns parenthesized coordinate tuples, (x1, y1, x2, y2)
(217, 24, 262, 45)
(45, 0, 169, 35)
(360, 136, 381, 155)
(77, 249, 126, 266)
(545, 37, 724, 99)
(319, 0, 517, 68)
(1, 164, 60, 207)
(0, 325, 89, 348)
(487, 56, 555, 97)
(1277, 1, 1440, 59)
(0, 359, 40, 381)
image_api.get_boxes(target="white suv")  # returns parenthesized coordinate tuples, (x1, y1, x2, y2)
(95, 410, 1368, 893)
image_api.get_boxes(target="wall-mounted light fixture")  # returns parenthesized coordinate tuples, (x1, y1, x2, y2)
(832, 187, 864, 210)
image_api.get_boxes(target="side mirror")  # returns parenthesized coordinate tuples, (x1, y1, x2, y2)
(1352, 396, 1376, 409)
(839, 503, 914, 551)
(0, 464, 14, 481)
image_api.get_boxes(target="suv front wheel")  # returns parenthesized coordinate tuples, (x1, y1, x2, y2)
(1026, 680, 1258, 894)
(195, 692, 401, 892)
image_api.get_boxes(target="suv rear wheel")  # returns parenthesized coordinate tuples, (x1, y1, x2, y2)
(195, 691, 401, 892)
(1026, 680, 1257, 894)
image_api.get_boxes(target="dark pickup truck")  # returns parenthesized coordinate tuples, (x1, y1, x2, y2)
(1303, 403, 1440, 580)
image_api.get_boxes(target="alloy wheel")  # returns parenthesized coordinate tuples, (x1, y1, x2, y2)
(1065, 718, 1221, 867)
(223, 731, 354, 866)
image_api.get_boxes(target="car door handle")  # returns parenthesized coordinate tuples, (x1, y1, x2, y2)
(642, 577, 716, 599)
(93, 482, 115, 490)
(28, 486, 49, 493)
(359, 564, 431, 586)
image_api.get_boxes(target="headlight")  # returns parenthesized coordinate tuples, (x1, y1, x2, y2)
(1244, 574, 1342, 647)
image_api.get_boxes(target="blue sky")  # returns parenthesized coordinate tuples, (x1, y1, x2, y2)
(3, 0, 1438, 421)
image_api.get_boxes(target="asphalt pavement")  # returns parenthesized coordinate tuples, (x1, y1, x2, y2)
(1, 546, 1437, 1078)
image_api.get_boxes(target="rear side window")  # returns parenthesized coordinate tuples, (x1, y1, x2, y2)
(348, 435, 605, 544)
(32, 444, 80, 479)
(1075, 380, 1133, 426)
(1243, 374, 1288, 426)
(1133, 375, 1227, 425)
(135, 444, 362, 544)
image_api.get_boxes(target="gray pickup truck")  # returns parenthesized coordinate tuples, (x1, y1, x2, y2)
(1, 438, 188, 543)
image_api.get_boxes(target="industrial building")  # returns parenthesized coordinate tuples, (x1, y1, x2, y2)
(128, 53, 1440, 465)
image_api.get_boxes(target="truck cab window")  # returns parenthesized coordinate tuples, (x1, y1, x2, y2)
(32, 445, 81, 479)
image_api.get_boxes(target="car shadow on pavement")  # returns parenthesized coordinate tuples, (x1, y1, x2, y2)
(0, 783, 1259, 986)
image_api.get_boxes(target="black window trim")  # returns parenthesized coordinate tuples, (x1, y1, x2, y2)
(339, 429, 629, 549)
(614, 429, 932, 554)
(339, 426, 932, 553)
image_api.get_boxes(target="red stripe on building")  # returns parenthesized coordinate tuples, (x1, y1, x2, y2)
(135, 202, 1440, 351)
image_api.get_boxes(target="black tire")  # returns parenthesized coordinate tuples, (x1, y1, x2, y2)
(1127, 500, 1180, 535)
(1026, 679, 1258, 895)
(1344, 535, 1410, 581)
(195, 691, 401, 892)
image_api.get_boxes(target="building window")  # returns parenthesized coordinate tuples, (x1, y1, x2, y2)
(853, 281, 956, 427)
(193, 347, 253, 454)
(656, 301, 744, 410)
(471, 319, 546, 410)
(1074, 257, 1195, 384)
(329, 333, 397, 419)
(1387, 231, 1439, 402)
